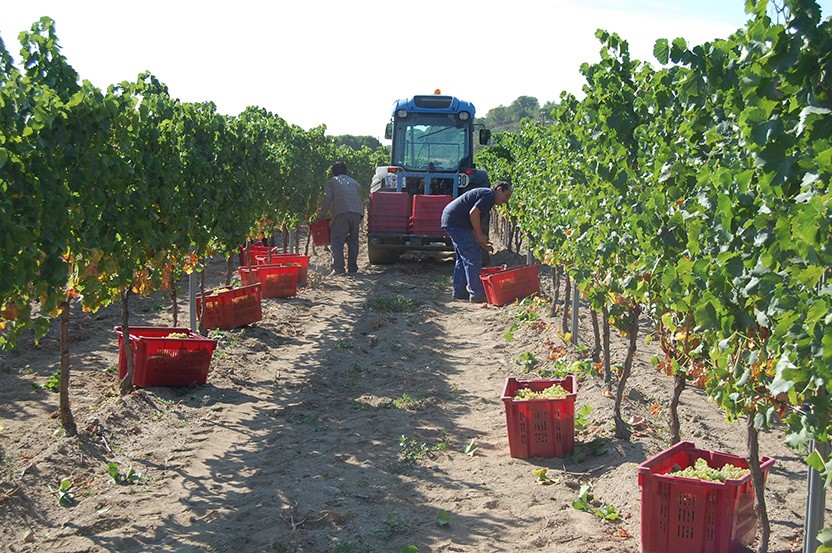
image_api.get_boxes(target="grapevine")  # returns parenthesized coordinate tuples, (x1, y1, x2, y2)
(476, 1, 832, 549)
(0, 17, 387, 426)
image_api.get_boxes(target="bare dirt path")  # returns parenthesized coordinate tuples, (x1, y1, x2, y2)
(0, 237, 820, 553)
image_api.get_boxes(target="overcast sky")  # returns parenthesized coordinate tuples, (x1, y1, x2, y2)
(3, 1, 830, 141)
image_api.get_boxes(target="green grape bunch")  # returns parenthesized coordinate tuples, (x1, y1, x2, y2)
(514, 384, 568, 400)
(669, 458, 750, 482)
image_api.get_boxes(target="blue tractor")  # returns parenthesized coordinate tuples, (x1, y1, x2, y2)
(367, 92, 491, 265)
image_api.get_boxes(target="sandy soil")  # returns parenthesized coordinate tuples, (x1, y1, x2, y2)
(0, 231, 824, 553)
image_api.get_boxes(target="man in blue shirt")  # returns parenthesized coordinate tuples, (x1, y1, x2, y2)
(441, 181, 512, 302)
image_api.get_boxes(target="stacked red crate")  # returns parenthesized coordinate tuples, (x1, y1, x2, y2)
(368, 191, 409, 234)
(409, 194, 452, 236)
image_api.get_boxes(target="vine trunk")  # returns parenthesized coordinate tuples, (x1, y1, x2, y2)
(614, 305, 640, 439)
(59, 300, 76, 436)
(747, 414, 770, 553)
(669, 373, 685, 444)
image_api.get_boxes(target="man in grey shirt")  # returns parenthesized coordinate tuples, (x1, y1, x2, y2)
(317, 161, 364, 275)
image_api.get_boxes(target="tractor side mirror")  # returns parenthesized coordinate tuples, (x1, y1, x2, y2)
(479, 129, 491, 145)
(385, 123, 393, 140)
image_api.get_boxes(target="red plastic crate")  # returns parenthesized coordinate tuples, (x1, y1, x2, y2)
(501, 376, 577, 459)
(196, 283, 262, 330)
(309, 219, 330, 246)
(238, 264, 299, 298)
(369, 192, 410, 233)
(255, 253, 309, 286)
(408, 227, 444, 236)
(114, 326, 217, 387)
(637, 441, 775, 553)
(368, 228, 408, 235)
(368, 212, 409, 222)
(408, 216, 445, 236)
(480, 264, 541, 306)
(411, 194, 452, 218)
(238, 244, 272, 266)
(368, 230, 408, 236)
(368, 221, 409, 234)
(367, 192, 410, 226)
(369, 220, 409, 229)
(368, 213, 409, 221)
(369, 191, 410, 214)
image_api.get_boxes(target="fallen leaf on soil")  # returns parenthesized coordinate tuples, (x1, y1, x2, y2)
(627, 415, 647, 428)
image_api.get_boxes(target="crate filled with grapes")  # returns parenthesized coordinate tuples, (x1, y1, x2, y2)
(637, 440, 776, 553)
(196, 283, 262, 330)
(113, 326, 218, 387)
(500, 376, 578, 459)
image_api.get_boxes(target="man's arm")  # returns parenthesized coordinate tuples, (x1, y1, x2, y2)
(469, 207, 493, 252)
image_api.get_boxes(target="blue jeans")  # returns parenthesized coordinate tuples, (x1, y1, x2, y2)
(445, 227, 484, 299)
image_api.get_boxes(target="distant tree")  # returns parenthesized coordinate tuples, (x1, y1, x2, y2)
(508, 96, 540, 121)
(476, 96, 558, 133)
(487, 105, 510, 125)
(335, 134, 382, 151)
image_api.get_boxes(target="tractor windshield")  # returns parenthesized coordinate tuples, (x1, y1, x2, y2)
(392, 115, 471, 172)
